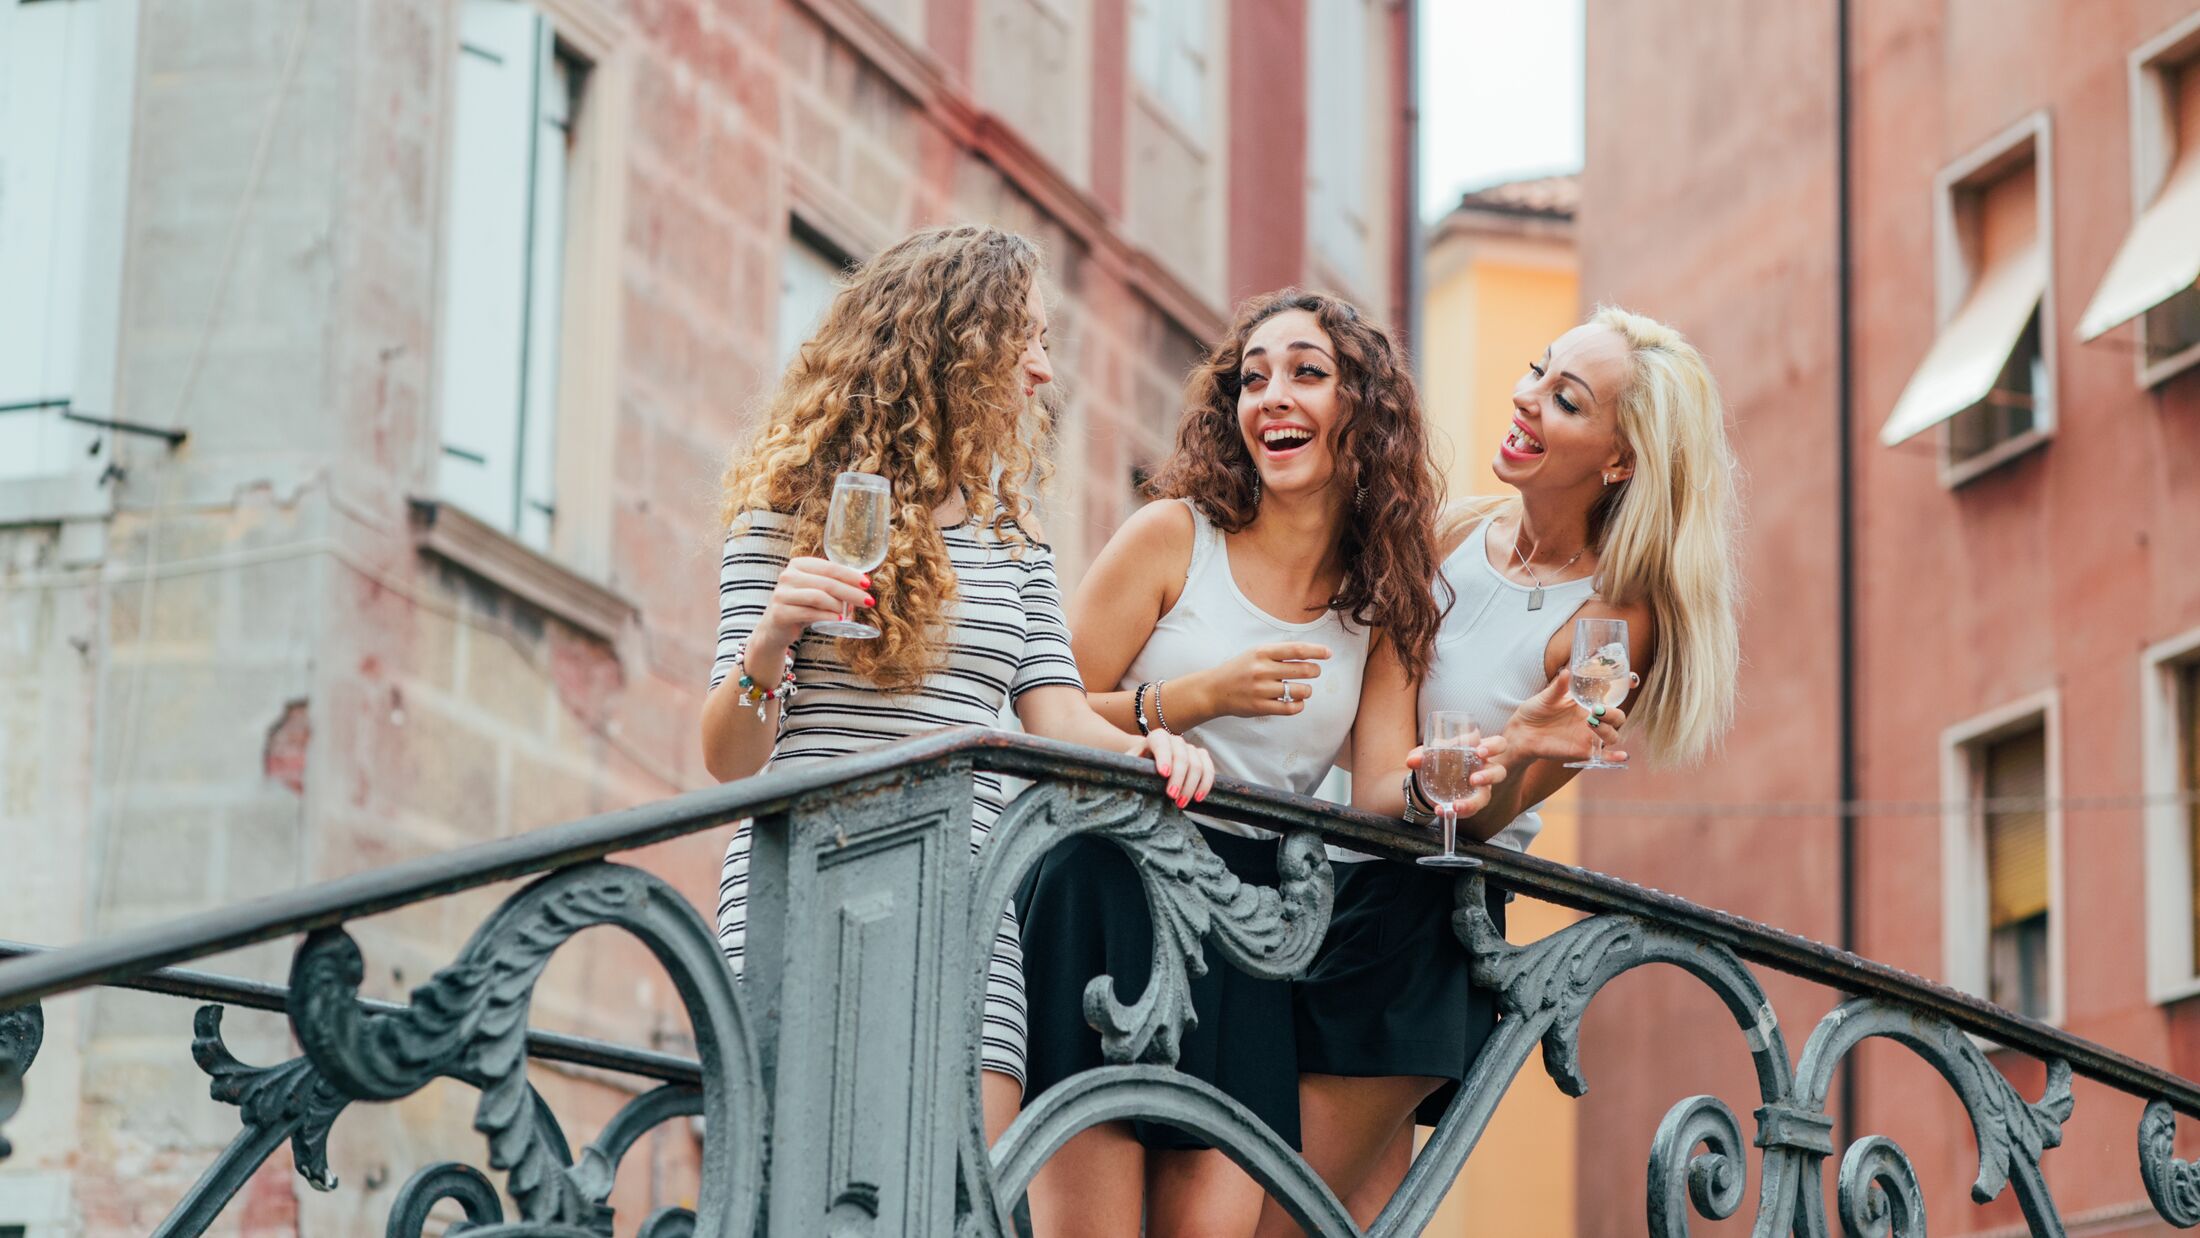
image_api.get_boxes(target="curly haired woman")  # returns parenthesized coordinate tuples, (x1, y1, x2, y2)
(700, 225, 1216, 1143)
(1013, 291, 1508, 1237)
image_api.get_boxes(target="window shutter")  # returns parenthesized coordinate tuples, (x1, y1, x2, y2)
(516, 34, 573, 553)
(1984, 726, 2049, 928)
(0, 0, 103, 479)
(437, 0, 543, 536)
(2183, 661, 2200, 971)
(778, 235, 844, 371)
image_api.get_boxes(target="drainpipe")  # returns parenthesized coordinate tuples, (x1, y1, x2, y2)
(1834, 0, 1860, 1147)
(1400, 0, 1423, 356)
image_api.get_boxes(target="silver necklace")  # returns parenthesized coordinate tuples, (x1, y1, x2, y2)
(1512, 523, 1586, 611)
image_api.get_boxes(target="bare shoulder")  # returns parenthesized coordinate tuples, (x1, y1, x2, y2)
(1436, 496, 1506, 558)
(1075, 498, 1195, 613)
(1104, 498, 1195, 565)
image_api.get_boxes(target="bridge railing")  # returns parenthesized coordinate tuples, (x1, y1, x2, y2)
(1, 727, 2196, 1236)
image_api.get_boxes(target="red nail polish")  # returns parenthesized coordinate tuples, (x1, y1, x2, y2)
(863, 596, 876, 607)
(860, 574, 872, 587)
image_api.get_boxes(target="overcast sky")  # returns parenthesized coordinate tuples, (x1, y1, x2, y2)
(1418, 0, 1585, 221)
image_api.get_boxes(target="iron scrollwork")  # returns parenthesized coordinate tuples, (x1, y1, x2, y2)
(959, 781, 1336, 1236)
(285, 862, 762, 1237)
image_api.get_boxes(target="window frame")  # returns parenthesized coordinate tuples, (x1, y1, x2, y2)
(1931, 111, 2057, 490)
(2126, 10, 2200, 389)
(2143, 625, 2200, 1006)
(1939, 690, 2065, 1028)
(0, 0, 138, 526)
(423, 0, 630, 597)
(1127, 0, 1215, 149)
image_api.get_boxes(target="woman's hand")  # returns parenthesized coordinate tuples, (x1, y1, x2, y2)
(1503, 673, 1630, 766)
(753, 557, 874, 654)
(1127, 729, 1216, 810)
(1403, 733, 1511, 817)
(1175, 642, 1333, 722)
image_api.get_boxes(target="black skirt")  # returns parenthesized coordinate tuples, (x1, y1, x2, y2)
(1292, 860, 1508, 1126)
(1015, 825, 1301, 1150)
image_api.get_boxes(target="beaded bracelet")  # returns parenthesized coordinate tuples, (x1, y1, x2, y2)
(1133, 682, 1153, 736)
(1150, 679, 1170, 733)
(734, 639, 798, 722)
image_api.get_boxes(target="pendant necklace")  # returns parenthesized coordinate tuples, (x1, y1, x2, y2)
(1513, 522, 1585, 612)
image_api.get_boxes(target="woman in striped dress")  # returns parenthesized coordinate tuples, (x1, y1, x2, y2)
(699, 225, 1216, 1143)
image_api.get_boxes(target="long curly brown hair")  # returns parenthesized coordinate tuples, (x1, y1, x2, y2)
(1147, 289, 1450, 680)
(718, 225, 1052, 693)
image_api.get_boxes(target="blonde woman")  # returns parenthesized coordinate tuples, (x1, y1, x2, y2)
(1264, 306, 1741, 1232)
(700, 225, 1216, 1143)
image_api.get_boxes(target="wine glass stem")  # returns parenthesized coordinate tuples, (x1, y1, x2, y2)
(1590, 732, 1605, 765)
(1440, 805, 1458, 858)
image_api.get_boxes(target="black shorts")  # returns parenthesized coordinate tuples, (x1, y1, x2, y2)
(1292, 860, 1508, 1126)
(1015, 825, 1301, 1150)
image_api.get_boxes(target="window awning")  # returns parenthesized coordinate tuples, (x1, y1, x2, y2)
(2077, 153, 2200, 341)
(1879, 244, 2046, 446)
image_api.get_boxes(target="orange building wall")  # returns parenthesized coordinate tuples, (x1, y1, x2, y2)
(1416, 209, 1582, 1237)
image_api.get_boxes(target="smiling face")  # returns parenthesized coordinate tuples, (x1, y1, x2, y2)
(1494, 321, 1635, 494)
(1236, 308, 1345, 499)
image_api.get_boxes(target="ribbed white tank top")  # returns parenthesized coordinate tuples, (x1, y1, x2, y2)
(1121, 500, 1371, 850)
(1422, 516, 1595, 853)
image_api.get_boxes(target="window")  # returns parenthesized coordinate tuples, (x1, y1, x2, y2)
(1942, 696, 2061, 1024)
(2143, 630, 2200, 1004)
(436, 0, 585, 554)
(2079, 15, 2200, 383)
(779, 226, 849, 372)
(1129, 0, 1210, 133)
(0, 0, 122, 501)
(1979, 726, 2050, 1018)
(1880, 115, 2054, 485)
(1306, 0, 1373, 288)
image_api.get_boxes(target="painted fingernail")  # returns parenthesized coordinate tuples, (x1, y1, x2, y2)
(863, 594, 877, 606)
(860, 574, 872, 587)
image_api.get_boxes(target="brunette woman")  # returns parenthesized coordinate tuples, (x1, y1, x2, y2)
(1015, 291, 1505, 1237)
(700, 225, 1217, 1145)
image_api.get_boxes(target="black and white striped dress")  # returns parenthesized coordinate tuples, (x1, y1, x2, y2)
(711, 511, 1086, 1086)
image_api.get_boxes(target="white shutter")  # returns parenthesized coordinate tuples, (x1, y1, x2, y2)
(778, 236, 843, 371)
(1308, 0, 1370, 284)
(0, 0, 103, 479)
(517, 35, 572, 552)
(437, 0, 542, 535)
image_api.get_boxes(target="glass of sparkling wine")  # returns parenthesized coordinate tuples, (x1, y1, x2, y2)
(1565, 617, 1637, 770)
(812, 471, 892, 639)
(1415, 710, 1484, 870)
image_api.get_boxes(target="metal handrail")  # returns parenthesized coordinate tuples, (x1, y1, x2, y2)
(0, 725, 2192, 1118)
(0, 940, 701, 1085)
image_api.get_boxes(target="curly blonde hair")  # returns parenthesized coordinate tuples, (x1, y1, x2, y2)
(718, 225, 1053, 693)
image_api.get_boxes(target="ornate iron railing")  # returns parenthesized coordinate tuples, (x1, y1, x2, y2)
(1, 727, 2197, 1236)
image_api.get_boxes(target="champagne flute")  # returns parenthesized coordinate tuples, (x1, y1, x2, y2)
(811, 472, 892, 638)
(1564, 617, 1637, 770)
(1415, 710, 1484, 870)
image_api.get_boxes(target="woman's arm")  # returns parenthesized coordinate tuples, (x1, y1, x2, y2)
(699, 528, 871, 782)
(1349, 634, 1507, 828)
(1016, 684, 1215, 807)
(1069, 502, 1333, 734)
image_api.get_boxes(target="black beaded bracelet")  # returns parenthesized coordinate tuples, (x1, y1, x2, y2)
(1132, 682, 1152, 736)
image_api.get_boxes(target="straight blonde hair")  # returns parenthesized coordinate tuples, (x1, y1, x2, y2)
(1438, 306, 1740, 764)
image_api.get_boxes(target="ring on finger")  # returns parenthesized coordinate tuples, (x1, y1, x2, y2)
(1280, 679, 1295, 704)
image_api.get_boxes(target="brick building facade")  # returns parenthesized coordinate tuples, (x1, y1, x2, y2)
(1576, 1, 2200, 1233)
(0, 0, 1414, 1229)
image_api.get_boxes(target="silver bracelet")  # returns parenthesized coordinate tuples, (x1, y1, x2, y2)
(1401, 772, 1436, 825)
(1151, 679, 1170, 733)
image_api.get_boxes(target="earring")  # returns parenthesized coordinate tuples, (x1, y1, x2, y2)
(1602, 472, 1617, 486)
(1251, 473, 1262, 506)
(1353, 482, 1367, 512)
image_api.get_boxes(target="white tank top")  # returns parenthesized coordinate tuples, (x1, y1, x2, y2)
(1121, 500, 1371, 852)
(1422, 516, 1596, 853)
